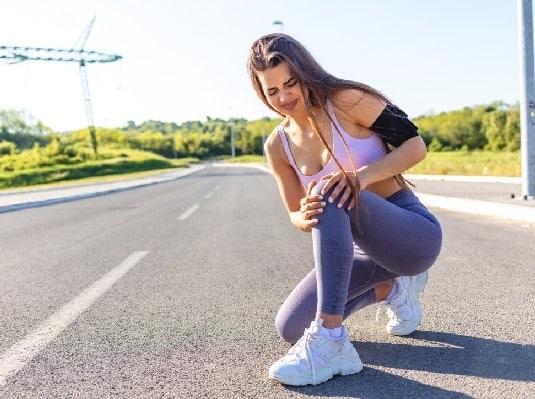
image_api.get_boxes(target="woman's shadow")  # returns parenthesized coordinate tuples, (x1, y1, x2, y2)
(287, 330, 534, 398)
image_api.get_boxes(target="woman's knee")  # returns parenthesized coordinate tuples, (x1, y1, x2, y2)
(274, 310, 306, 345)
(310, 179, 328, 196)
(310, 180, 351, 215)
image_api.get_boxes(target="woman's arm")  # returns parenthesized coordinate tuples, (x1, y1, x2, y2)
(320, 89, 427, 199)
(264, 130, 325, 232)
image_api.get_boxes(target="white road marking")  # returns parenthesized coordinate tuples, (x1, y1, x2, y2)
(210, 163, 535, 224)
(0, 251, 149, 387)
(204, 191, 214, 199)
(177, 204, 200, 220)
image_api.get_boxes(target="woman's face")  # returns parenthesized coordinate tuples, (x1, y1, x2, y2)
(256, 62, 303, 116)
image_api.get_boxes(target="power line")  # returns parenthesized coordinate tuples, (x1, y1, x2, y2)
(0, 18, 122, 154)
(0, 46, 121, 64)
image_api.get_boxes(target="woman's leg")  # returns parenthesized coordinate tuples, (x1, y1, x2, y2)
(275, 252, 394, 344)
(275, 184, 442, 344)
(350, 189, 442, 276)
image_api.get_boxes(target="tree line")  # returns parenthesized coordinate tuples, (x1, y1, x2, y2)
(0, 101, 521, 171)
(414, 101, 520, 151)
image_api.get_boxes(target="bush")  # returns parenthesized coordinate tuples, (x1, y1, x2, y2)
(0, 141, 17, 156)
(0, 150, 194, 189)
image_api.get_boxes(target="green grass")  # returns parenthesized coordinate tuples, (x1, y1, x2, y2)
(0, 150, 521, 191)
(0, 150, 198, 190)
(226, 151, 521, 177)
(406, 151, 520, 176)
(224, 154, 266, 163)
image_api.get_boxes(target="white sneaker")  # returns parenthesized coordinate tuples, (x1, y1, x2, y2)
(268, 318, 363, 386)
(378, 271, 428, 336)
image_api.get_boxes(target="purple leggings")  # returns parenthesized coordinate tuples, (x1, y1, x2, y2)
(275, 181, 442, 344)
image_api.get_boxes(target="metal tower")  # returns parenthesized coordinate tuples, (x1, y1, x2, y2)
(0, 18, 122, 154)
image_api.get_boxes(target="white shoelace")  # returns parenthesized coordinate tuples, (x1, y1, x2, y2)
(376, 289, 413, 323)
(290, 324, 325, 384)
(376, 301, 394, 323)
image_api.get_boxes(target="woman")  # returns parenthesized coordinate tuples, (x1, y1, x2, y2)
(247, 33, 442, 386)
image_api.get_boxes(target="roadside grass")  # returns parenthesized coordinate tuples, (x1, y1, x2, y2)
(226, 151, 521, 177)
(0, 150, 520, 192)
(406, 151, 520, 176)
(0, 149, 198, 191)
(224, 154, 266, 163)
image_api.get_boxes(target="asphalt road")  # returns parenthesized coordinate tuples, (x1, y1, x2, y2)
(0, 165, 534, 398)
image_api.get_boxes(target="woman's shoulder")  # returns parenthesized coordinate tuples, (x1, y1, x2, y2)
(264, 124, 284, 156)
(331, 88, 387, 128)
(264, 124, 293, 169)
(331, 88, 367, 107)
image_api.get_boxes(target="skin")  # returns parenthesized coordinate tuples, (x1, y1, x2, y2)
(259, 62, 428, 329)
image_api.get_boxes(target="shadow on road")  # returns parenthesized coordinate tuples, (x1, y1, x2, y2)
(361, 330, 535, 382)
(285, 330, 533, 398)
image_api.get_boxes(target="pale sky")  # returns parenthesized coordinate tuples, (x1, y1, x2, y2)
(0, 0, 524, 132)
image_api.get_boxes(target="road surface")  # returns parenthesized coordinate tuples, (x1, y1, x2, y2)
(0, 165, 533, 398)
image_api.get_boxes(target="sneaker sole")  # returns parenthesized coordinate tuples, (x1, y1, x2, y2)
(269, 351, 364, 386)
(269, 360, 363, 386)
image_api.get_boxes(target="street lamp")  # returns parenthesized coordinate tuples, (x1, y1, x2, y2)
(273, 20, 284, 33)
(518, 0, 535, 198)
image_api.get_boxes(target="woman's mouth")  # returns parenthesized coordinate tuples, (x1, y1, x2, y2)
(281, 99, 298, 111)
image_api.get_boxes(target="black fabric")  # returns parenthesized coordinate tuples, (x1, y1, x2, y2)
(370, 104, 419, 147)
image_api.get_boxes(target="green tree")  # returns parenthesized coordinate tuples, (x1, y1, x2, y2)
(482, 110, 508, 150)
(45, 134, 62, 156)
(0, 140, 17, 156)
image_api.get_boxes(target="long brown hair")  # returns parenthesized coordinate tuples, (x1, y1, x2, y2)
(247, 33, 407, 228)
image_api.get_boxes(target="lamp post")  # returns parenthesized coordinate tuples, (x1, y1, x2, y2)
(230, 121, 236, 162)
(518, 0, 535, 198)
(273, 20, 284, 33)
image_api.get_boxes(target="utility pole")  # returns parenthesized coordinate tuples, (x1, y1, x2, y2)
(273, 20, 284, 33)
(0, 18, 121, 155)
(230, 121, 236, 161)
(518, 0, 535, 198)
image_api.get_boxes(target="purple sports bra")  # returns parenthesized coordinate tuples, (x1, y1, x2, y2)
(278, 99, 387, 187)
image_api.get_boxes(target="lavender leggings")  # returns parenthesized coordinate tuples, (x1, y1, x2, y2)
(275, 181, 442, 344)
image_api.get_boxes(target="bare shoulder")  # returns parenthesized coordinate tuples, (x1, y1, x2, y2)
(264, 125, 289, 167)
(264, 126, 282, 157)
(332, 88, 387, 128)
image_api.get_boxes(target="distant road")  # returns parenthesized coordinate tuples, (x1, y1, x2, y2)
(0, 165, 533, 398)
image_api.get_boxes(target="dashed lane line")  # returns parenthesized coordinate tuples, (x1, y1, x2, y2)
(177, 204, 200, 220)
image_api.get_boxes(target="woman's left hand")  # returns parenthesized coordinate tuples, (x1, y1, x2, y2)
(319, 171, 360, 210)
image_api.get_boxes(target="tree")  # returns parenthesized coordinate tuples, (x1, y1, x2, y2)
(0, 140, 17, 156)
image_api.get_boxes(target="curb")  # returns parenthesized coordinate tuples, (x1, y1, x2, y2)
(0, 165, 206, 213)
(231, 163, 534, 223)
(1, 164, 533, 224)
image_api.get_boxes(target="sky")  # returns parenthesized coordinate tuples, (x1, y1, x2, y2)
(0, 0, 526, 132)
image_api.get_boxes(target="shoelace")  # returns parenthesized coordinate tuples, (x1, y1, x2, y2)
(376, 294, 412, 323)
(304, 326, 324, 384)
(375, 301, 398, 323)
(290, 324, 322, 384)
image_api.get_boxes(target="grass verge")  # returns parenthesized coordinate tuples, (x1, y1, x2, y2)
(0, 152, 198, 190)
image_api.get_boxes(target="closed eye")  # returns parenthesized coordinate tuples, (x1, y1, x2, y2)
(287, 78, 297, 87)
(265, 77, 297, 97)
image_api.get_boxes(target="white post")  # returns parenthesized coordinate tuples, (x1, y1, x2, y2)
(230, 122, 236, 161)
(518, 0, 535, 198)
(261, 118, 266, 162)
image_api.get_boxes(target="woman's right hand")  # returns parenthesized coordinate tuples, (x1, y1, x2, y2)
(291, 180, 327, 232)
